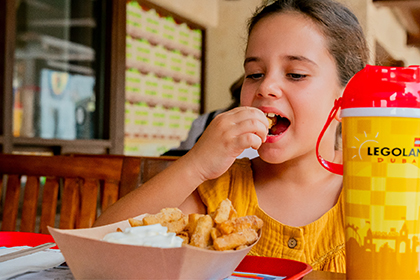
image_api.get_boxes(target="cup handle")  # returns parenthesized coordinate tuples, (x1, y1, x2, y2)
(316, 97, 343, 175)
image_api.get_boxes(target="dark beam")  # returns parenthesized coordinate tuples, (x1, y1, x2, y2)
(0, 0, 16, 153)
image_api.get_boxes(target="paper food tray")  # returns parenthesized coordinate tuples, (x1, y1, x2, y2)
(49, 215, 259, 280)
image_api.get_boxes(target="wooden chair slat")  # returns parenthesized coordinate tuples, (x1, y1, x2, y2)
(20, 176, 40, 232)
(59, 178, 80, 230)
(77, 178, 99, 229)
(119, 157, 141, 198)
(141, 157, 176, 184)
(1, 175, 21, 231)
(40, 177, 60, 234)
(101, 181, 119, 212)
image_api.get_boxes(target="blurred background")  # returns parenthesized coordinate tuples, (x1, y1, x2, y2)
(1, 0, 419, 156)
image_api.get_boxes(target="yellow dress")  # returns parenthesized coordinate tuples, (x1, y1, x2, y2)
(197, 158, 346, 273)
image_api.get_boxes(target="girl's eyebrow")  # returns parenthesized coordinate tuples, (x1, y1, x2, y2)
(286, 55, 318, 67)
(243, 56, 260, 67)
(243, 55, 318, 68)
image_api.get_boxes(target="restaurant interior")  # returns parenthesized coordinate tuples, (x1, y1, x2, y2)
(0, 0, 420, 279)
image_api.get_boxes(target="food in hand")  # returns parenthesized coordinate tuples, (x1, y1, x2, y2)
(266, 113, 277, 129)
(123, 198, 263, 251)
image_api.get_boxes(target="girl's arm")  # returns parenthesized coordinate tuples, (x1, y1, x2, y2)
(94, 107, 268, 226)
(93, 153, 207, 226)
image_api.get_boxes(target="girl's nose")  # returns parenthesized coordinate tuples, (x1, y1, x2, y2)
(257, 77, 282, 99)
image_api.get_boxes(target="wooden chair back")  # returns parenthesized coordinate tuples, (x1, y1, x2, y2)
(140, 156, 177, 184)
(0, 154, 141, 234)
(66, 154, 178, 197)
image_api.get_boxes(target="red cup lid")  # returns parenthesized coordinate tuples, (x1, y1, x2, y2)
(341, 65, 420, 109)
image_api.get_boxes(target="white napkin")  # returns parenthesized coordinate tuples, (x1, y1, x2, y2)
(0, 246, 65, 280)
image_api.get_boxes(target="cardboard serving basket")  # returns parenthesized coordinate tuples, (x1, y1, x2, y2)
(48, 214, 259, 280)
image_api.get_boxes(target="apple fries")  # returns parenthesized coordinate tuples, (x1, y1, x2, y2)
(267, 114, 277, 129)
(129, 208, 187, 234)
(127, 198, 263, 251)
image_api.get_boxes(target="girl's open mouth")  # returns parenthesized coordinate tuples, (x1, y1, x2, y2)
(265, 112, 291, 136)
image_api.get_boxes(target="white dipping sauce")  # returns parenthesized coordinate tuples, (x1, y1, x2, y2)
(103, 224, 183, 248)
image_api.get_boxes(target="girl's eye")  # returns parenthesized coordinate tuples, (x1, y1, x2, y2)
(246, 73, 264, 80)
(287, 73, 307, 81)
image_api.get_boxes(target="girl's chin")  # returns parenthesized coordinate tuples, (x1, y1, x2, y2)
(257, 146, 285, 161)
(257, 153, 286, 165)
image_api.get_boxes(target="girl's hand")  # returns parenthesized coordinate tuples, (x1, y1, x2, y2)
(185, 106, 268, 181)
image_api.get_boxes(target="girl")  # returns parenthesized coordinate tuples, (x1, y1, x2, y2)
(95, 0, 369, 273)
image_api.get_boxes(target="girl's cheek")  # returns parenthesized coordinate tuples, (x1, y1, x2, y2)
(240, 88, 254, 106)
(240, 95, 252, 107)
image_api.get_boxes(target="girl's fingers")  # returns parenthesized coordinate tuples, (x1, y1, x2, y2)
(234, 133, 263, 150)
(226, 106, 269, 126)
(187, 107, 268, 181)
(229, 117, 268, 142)
(196, 106, 268, 153)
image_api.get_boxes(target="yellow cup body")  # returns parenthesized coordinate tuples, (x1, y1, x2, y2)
(343, 116, 420, 279)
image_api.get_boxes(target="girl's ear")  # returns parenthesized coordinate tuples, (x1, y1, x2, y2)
(334, 107, 342, 122)
(334, 87, 344, 122)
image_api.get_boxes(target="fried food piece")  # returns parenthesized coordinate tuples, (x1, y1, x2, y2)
(210, 227, 222, 241)
(267, 115, 277, 129)
(163, 215, 188, 234)
(116, 227, 123, 232)
(128, 218, 143, 227)
(235, 244, 248, 250)
(213, 228, 258, 251)
(213, 199, 237, 224)
(142, 208, 183, 225)
(184, 213, 204, 237)
(217, 215, 263, 235)
(177, 231, 190, 245)
(122, 198, 263, 251)
(189, 215, 214, 248)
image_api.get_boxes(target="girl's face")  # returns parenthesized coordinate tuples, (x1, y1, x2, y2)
(242, 12, 343, 164)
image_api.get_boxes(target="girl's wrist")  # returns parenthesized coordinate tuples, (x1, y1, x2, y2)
(176, 151, 208, 186)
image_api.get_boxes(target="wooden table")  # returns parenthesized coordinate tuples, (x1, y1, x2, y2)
(303, 270, 346, 279)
